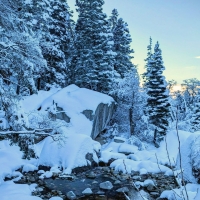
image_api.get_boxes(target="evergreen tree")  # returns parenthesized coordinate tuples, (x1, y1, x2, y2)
(142, 37, 153, 89)
(74, 0, 117, 93)
(144, 41, 171, 147)
(112, 17, 134, 78)
(108, 9, 119, 31)
(23, 0, 75, 89)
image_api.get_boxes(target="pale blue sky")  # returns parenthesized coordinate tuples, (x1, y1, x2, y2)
(67, 0, 200, 83)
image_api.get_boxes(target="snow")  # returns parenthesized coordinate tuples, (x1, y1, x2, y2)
(103, 130, 192, 176)
(0, 181, 41, 200)
(0, 140, 24, 184)
(110, 159, 171, 174)
(160, 183, 200, 200)
(38, 133, 100, 174)
(22, 164, 38, 173)
(176, 131, 200, 183)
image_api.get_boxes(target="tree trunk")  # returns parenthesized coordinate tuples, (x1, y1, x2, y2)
(129, 107, 134, 135)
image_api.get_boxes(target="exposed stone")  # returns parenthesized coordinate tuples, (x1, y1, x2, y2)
(86, 171, 96, 179)
(91, 102, 116, 139)
(99, 181, 113, 190)
(114, 180, 121, 185)
(116, 187, 129, 193)
(82, 188, 93, 195)
(66, 191, 76, 200)
(82, 110, 94, 121)
(114, 137, 126, 143)
(56, 107, 70, 123)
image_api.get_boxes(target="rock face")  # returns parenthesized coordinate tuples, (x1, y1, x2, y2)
(91, 102, 116, 139)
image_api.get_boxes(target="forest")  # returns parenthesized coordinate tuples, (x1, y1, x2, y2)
(0, 0, 200, 200)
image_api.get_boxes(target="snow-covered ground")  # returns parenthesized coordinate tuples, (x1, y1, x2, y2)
(1, 86, 200, 199)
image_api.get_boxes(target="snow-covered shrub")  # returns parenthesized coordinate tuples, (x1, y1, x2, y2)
(127, 135, 146, 150)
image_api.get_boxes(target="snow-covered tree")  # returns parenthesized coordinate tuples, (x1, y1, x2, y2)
(142, 37, 153, 89)
(110, 67, 146, 136)
(108, 9, 119, 31)
(112, 17, 134, 78)
(144, 41, 171, 147)
(0, 0, 46, 95)
(74, 0, 117, 93)
(23, 0, 75, 89)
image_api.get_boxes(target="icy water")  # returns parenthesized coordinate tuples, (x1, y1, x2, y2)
(44, 174, 128, 200)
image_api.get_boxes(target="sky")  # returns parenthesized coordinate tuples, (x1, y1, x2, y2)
(67, 0, 200, 84)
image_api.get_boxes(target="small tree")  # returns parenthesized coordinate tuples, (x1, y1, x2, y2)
(144, 41, 171, 147)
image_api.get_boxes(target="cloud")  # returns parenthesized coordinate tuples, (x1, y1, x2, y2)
(195, 56, 200, 59)
(184, 66, 198, 70)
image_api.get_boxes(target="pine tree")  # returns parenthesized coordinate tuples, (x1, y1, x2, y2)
(112, 17, 134, 78)
(142, 37, 153, 88)
(144, 41, 171, 147)
(74, 0, 117, 93)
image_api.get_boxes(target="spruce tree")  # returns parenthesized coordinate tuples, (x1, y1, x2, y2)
(112, 17, 134, 78)
(74, 0, 117, 93)
(142, 37, 153, 89)
(108, 9, 119, 31)
(144, 41, 171, 147)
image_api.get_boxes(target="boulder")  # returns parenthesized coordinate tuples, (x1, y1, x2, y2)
(91, 102, 116, 139)
(38, 84, 115, 139)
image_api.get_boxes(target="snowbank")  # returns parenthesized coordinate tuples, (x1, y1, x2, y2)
(110, 159, 171, 174)
(0, 140, 24, 183)
(0, 181, 41, 200)
(38, 133, 101, 174)
(176, 131, 200, 183)
(160, 183, 200, 200)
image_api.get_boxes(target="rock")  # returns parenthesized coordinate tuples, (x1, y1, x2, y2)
(150, 192, 159, 197)
(82, 110, 94, 121)
(66, 191, 76, 200)
(102, 167, 110, 173)
(114, 137, 126, 143)
(95, 195, 106, 200)
(116, 187, 129, 193)
(114, 180, 121, 185)
(82, 188, 93, 195)
(85, 171, 97, 179)
(132, 175, 141, 180)
(99, 181, 113, 190)
(91, 102, 116, 139)
(56, 106, 70, 123)
(144, 179, 155, 191)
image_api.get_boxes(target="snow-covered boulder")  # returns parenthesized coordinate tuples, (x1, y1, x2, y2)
(37, 133, 101, 174)
(33, 84, 115, 138)
(176, 131, 200, 183)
